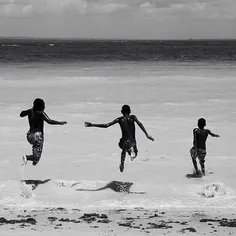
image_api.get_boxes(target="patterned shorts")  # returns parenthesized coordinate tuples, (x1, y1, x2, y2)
(27, 131, 44, 163)
(119, 138, 138, 154)
(190, 147, 206, 164)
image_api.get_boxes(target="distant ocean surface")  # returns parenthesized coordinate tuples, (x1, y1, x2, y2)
(0, 39, 236, 63)
(1, 39, 236, 212)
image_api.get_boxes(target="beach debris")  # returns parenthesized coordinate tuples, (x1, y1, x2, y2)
(219, 219, 236, 227)
(147, 222, 173, 229)
(59, 218, 80, 223)
(179, 227, 197, 233)
(148, 213, 160, 218)
(200, 218, 236, 227)
(113, 209, 127, 213)
(45, 207, 67, 212)
(100, 214, 108, 219)
(47, 217, 58, 222)
(97, 219, 111, 223)
(191, 212, 207, 218)
(79, 213, 109, 223)
(0, 217, 37, 225)
(118, 222, 132, 227)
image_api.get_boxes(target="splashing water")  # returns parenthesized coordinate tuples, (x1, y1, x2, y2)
(199, 182, 235, 198)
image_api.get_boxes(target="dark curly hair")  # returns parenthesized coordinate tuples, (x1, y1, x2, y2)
(33, 98, 45, 111)
(198, 118, 206, 129)
(121, 104, 131, 115)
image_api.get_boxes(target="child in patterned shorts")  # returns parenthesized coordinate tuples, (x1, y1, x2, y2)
(85, 105, 154, 173)
(190, 118, 219, 176)
(20, 98, 67, 166)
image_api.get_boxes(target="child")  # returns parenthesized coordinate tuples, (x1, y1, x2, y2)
(85, 104, 154, 172)
(20, 98, 67, 166)
(190, 118, 219, 176)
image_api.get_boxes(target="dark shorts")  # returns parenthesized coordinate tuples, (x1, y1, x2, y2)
(27, 131, 44, 163)
(119, 138, 138, 154)
(190, 147, 206, 164)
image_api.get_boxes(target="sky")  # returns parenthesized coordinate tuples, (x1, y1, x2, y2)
(0, 0, 236, 39)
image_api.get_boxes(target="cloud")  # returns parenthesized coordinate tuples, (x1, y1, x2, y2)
(139, 0, 236, 20)
(0, 0, 235, 20)
(0, 0, 30, 5)
(0, 0, 129, 17)
(140, 1, 169, 9)
(89, 2, 128, 14)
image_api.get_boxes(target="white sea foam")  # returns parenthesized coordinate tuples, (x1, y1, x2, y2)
(199, 182, 235, 198)
(0, 179, 235, 210)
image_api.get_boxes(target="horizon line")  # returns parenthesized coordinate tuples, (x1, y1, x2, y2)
(0, 36, 236, 41)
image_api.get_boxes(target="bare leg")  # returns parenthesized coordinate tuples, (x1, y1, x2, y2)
(119, 150, 126, 173)
(200, 160, 205, 176)
(190, 148, 200, 175)
(192, 157, 200, 175)
(26, 155, 39, 166)
(26, 155, 34, 162)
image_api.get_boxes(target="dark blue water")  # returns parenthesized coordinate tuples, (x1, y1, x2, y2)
(0, 38, 236, 63)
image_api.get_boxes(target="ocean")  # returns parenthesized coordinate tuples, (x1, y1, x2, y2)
(0, 39, 236, 212)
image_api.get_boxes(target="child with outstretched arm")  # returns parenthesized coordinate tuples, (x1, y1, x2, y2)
(20, 98, 67, 166)
(190, 118, 219, 176)
(85, 104, 154, 172)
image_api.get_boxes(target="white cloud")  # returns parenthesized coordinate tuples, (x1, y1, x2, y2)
(30, 0, 88, 16)
(0, 0, 14, 4)
(0, 0, 130, 17)
(140, 2, 155, 9)
(140, 1, 170, 10)
(0, 0, 235, 39)
(0, 3, 30, 17)
(140, 2, 156, 12)
(139, 0, 236, 20)
(0, 0, 235, 19)
(90, 2, 128, 14)
(0, 0, 31, 5)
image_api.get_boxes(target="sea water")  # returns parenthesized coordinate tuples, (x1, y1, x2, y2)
(0, 39, 236, 211)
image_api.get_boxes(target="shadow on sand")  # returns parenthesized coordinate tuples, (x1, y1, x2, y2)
(21, 179, 146, 194)
(186, 173, 203, 179)
(74, 180, 146, 194)
(22, 179, 51, 190)
(186, 170, 214, 179)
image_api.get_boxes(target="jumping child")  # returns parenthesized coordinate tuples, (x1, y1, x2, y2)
(20, 98, 67, 166)
(85, 104, 154, 172)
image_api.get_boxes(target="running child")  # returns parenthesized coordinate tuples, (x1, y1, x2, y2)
(85, 104, 154, 172)
(20, 98, 67, 166)
(190, 118, 219, 176)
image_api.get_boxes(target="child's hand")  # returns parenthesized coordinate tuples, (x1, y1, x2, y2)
(60, 121, 67, 125)
(215, 134, 220, 138)
(147, 134, 154, 141)
(84, 122, 92, 127)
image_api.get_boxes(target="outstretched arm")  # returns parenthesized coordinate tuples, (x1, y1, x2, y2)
(42, 112, 67, 125)
(20, 109, 29, 117)
(85, 118, 119, 128)
(133, 115, 154, 141)
(208, 130, 220, 138)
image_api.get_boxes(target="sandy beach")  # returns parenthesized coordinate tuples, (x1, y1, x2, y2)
(1, 206, 236, 235)
(1, 48, 236, 235)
